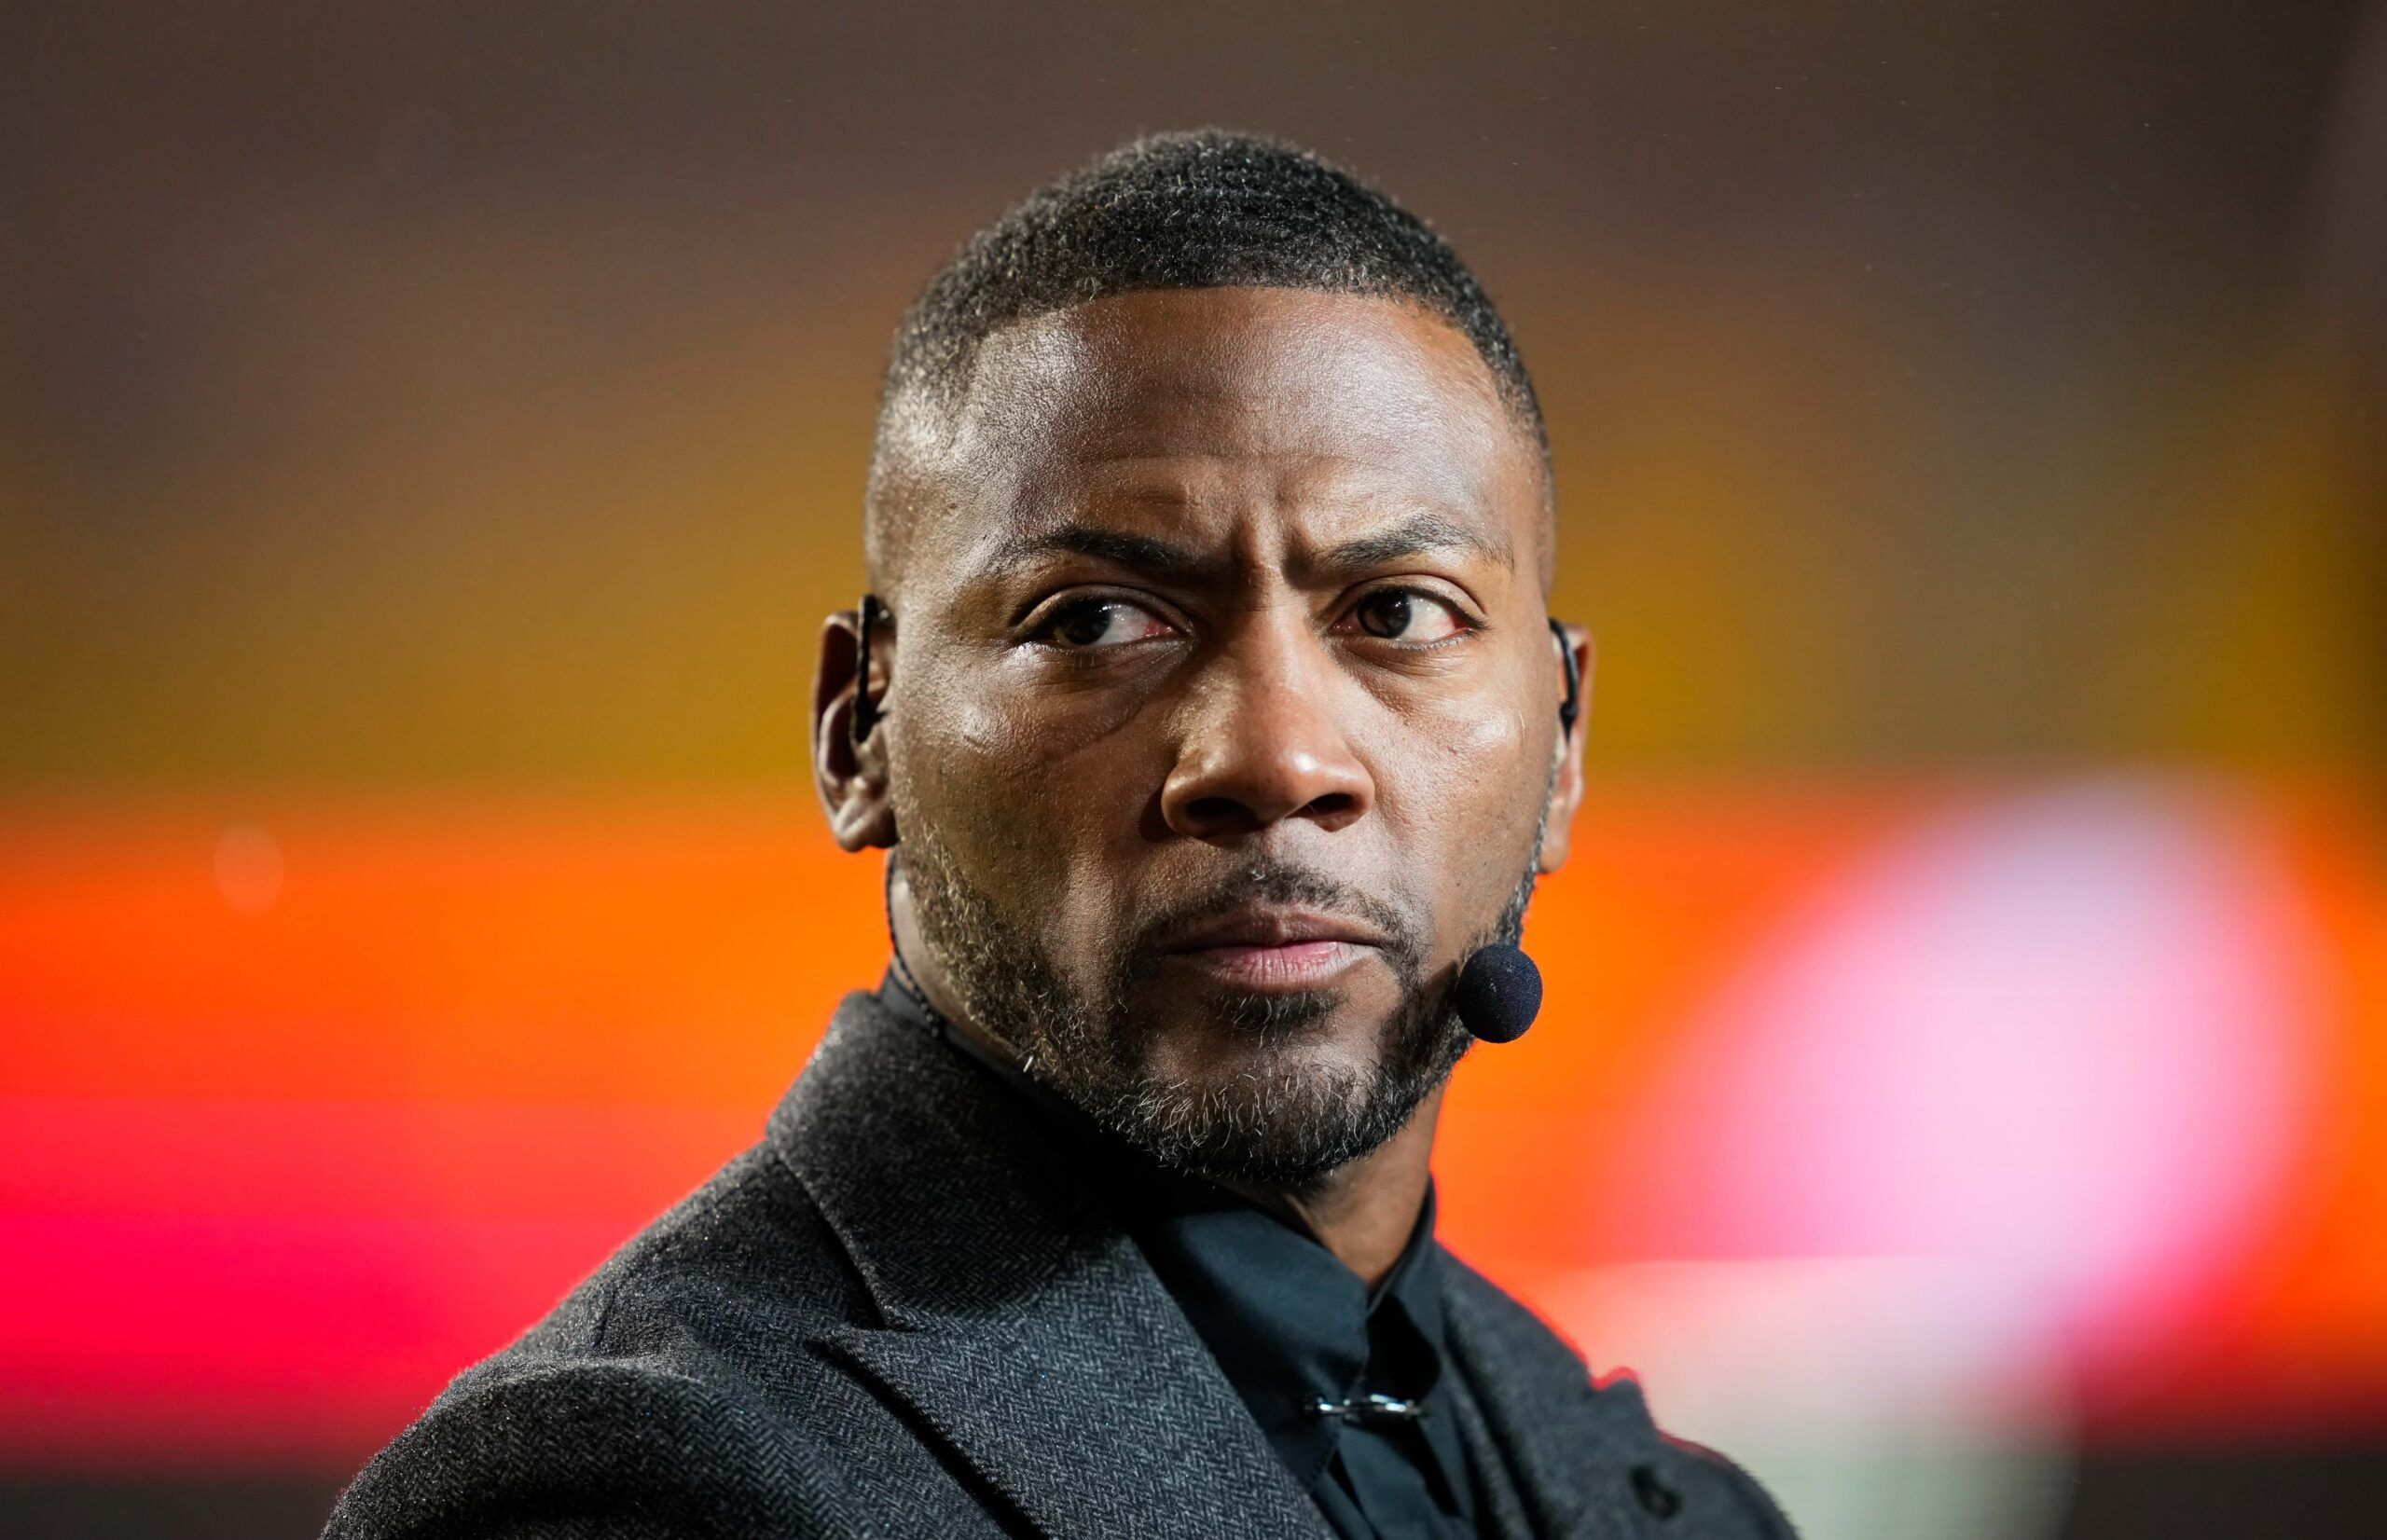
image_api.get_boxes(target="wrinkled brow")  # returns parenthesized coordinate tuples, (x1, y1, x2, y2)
(981, 525, 1207, 581)
(979, 512, 1511, 584)
(1306, 512, 1513, 579)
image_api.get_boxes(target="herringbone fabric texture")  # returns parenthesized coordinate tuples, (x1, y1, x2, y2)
(323, 991, 1797, 1539)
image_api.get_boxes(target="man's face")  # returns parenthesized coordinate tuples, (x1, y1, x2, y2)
(836, 286, 1582, 1187)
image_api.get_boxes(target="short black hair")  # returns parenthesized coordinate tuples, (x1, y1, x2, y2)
(885, 130, 1541, 439)
(866, 130, 1548, 584)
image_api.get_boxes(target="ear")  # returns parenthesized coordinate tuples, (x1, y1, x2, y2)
(1536, 621, 1595, 874)
(812, 608, 899, 852)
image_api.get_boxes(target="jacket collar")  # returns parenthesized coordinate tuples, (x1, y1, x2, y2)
(1442, 1252, 1681, 1540)
(767, 989, 1335, 1540)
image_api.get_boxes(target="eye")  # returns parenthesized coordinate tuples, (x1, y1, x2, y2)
(1034, 596, 1176, 650)
(1346, 587, 1470, 643)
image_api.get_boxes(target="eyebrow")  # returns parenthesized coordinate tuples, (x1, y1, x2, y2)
(984, 525, 1209, 580)
(1309, 512, 1513, 578)
(982, 511, 1511, 585)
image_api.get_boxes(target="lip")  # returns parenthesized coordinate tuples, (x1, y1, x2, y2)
(1160, 906, 1389, 991)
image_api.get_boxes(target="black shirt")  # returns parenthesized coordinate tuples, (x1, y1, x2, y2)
(878, 973, 1485, 1540)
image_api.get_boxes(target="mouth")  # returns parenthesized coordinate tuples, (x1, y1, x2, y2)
(1158, 905, 1390, 992)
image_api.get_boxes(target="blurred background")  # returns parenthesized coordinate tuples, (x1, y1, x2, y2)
(5, 3, 2384, 1535)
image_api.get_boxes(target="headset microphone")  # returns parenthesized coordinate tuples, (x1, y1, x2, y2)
(1453, 943, 1542, 1044)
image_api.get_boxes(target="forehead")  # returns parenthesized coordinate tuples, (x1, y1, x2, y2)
(909, 287, 1547, 581)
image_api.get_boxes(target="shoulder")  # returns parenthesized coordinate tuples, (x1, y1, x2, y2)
(1655, 1433, 1804, 1540)
(518, 1143, 869, 1367)
(1439, 1250, 1801, 1539)
(326, 1145, 874, 1539)
(324, 1354, 851, 1540)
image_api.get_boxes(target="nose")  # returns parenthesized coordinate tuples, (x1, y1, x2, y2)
(1159, 617, 1374, 841)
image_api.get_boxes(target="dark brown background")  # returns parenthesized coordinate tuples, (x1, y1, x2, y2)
(7, 1, 2380, 790)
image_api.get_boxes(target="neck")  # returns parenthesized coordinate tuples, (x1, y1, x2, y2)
(1221, 1086, 1443, 1292)
(887, 855, 1442, 1292)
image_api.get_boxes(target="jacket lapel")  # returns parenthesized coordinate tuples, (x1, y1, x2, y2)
(770, 993, 1331, 1540)
(1442, 1255, 1656, 1540)
(1445, 1361, 1538, 1540)
(820, 1250, 1331, 1540)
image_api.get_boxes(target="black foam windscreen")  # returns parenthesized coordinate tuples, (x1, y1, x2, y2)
(1453, 943, 1542, 1044)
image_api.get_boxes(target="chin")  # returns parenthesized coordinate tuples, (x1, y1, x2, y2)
(1137, 986, 1384, 1077)
(1084, 996, 1437, 1185)
(1096, 1056, 1391, 1187)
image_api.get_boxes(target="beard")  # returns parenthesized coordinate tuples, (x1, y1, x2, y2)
(896, 814, 1544, 1189)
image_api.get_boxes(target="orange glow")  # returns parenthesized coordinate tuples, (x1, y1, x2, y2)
(4, 784, 2384, 1465)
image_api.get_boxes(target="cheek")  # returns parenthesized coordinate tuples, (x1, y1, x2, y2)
(1373, 690, 1546, 920)
(893, 666, 1153, 910)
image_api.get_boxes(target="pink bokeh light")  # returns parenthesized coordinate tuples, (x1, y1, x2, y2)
(1608, 779, 2329, 1376)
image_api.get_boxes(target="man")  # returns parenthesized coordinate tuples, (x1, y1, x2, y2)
(325, 131, 1797, 1539)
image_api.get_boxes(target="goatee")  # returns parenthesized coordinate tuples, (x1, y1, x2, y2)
(897, 821, 1541, 1188)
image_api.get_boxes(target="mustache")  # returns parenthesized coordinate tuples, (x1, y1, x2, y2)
(1118, 857, 1428, 983)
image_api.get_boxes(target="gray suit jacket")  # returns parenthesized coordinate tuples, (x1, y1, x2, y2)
(324, 990, 1796, 1539)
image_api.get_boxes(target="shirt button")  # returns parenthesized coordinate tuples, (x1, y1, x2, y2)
(1630, 1463, 1682, 1519)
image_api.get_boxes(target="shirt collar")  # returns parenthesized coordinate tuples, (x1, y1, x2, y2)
(1130, 1172, 1452, 1492)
